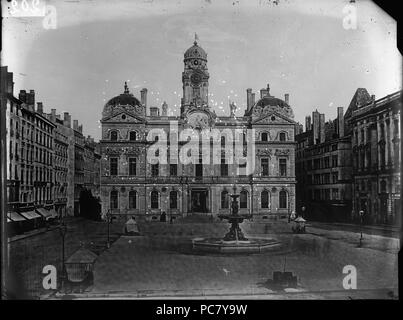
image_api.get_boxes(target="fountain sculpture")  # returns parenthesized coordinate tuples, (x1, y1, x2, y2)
(192, 187, 280, 254)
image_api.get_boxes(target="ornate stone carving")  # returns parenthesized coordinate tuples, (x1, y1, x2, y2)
(105, 146, 143, 155)
(257, 149, 272, 156)
(275, 149, 290, 156)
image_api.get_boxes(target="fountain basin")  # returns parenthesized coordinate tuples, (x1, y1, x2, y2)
(192, 237, 281, 254)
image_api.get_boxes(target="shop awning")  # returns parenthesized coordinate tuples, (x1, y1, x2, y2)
(36, 208, 53, 220)
(19, 210, 42, 220)
(8, 211, 26, 222)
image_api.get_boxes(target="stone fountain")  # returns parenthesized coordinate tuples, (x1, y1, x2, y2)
(192, 189, 280, 254)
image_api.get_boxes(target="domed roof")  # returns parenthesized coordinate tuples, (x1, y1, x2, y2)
(248, 85, 294, 119)
(102, 82, 144, 119)
(255, 96, 289, 109)
(184, 41, 207, 61)
(105, 82, 141, 107)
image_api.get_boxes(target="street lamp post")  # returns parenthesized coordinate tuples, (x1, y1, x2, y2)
(59, 221, 67, 291)
(106, 210, 111, 248)
(359, 210, 364, 247)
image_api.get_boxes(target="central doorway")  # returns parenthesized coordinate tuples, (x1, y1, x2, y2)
(191, 189, 208, 213)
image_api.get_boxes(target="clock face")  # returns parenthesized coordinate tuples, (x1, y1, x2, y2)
(193, 59, 199, 66)
(188, 112, 209, 130)
(191, 72, 202, 85)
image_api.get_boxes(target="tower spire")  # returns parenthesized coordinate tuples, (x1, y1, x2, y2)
(194, 32, 199, 45)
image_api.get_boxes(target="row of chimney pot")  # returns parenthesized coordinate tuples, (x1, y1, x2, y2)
(18, 89, 83, 133)
(246, 84, 290, 111)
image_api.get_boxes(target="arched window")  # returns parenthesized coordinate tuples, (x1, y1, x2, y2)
(221, 190, 229, 209)
(261, 132, 268, 142)
(129, 190, 137, 209)
(240, 190, 248, 209)
(110, 190, 118, 209)
(221, 136, 226, 147)
(279, 190, 287, 209)
(170, 191, 178, 209)
(129, 131, 137, 141)
(261, 190, 269, 209)
(151, 190, 159, 209)
(110, 130, 118, 141)
(279, 132, 286, 142)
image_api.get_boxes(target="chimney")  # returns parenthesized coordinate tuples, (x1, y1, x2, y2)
(305, 115, 311, 132)
(73, 119, 79, 131)
(37, 102, 43, 114)
(260, 88, 268, 99)
(337, 107, 344, 137)
(150, 107, 159, 117)
(7, 72, 14, 94)
(251, 93, 255, 106)
(319, 113, 325, 143)
(50, 109, 56, 122)
(141, 88, 148, 107)
(312, 110, 320, 145)
(63, 112, 71, 128)
(27, 90, 35, 106)
(284, 93, 289, 104)
(19, 90, 27, 103)
(246, 88, 252, 110)
(78, 124, 83, 133)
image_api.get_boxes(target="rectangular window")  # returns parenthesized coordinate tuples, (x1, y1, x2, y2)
(323, 156, 330, 168)
(332, 155, 338, 167)
(332, 172, 338, 184)
(170, 164, 177, 176)
(110, 158, 118, 176)
(324, 189, 330, 200)
(170, 191, 178, 209)
(332, 188, 339, 200)
(195, 158, 203, 177)
(261, 158, 269, 176)
(314, 158, 320, 169)
(279, 159, 287, 176)
(129, 158, 137, 176)
(151, 164, 159, 177)
(221, 159, 228, 176)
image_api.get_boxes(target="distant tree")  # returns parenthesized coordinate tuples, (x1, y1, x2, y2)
(79, 189, 102, 221)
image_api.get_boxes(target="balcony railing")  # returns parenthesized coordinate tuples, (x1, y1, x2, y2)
(101, 175, 253, 184)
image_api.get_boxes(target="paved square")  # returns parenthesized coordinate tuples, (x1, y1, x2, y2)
(89, 221, 398, 299)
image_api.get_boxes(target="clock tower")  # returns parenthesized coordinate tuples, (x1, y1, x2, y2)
(181, 38, 209, 115)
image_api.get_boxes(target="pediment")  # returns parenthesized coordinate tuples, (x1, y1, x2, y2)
(103, 111, 145, 123)
(252, 111, 296, 125)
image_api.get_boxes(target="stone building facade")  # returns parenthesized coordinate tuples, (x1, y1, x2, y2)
(3, 66, 100, 223)
(84, 136, 101, 199)
(99, 41, 297, 220)
(349, 90, 401, 225)
(45, 110, 70, 216)
(296, 107, 352, 221)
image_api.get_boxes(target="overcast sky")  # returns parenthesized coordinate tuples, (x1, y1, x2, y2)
(2, 0, 401, 140)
